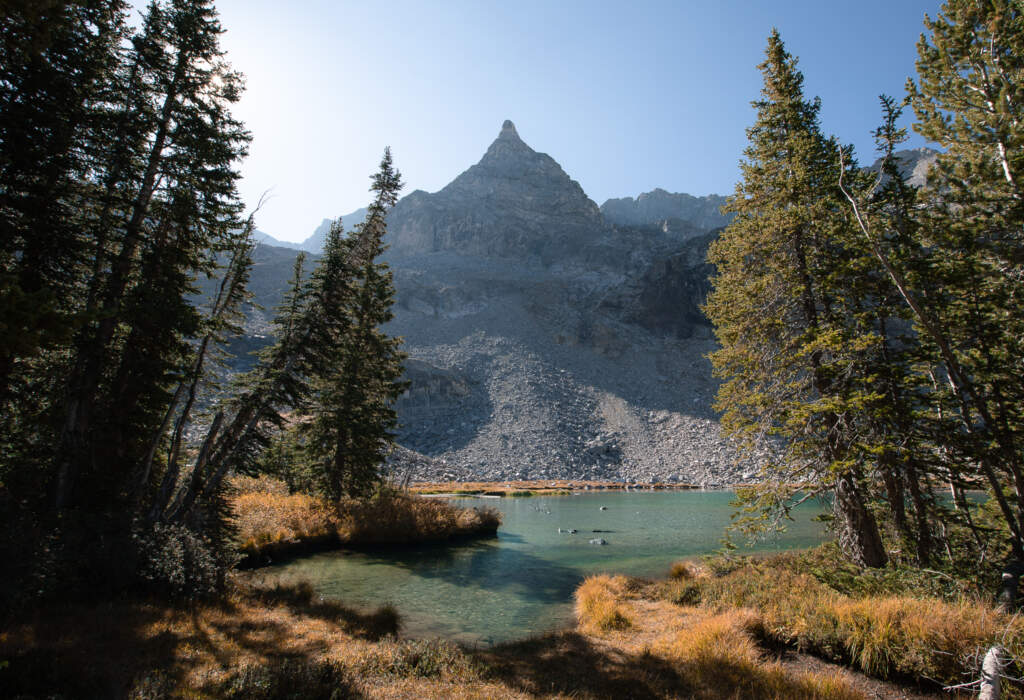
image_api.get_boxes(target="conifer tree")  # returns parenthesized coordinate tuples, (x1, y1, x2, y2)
(837, 1, 1024, 562)
(706, 31, 888, 567)
(305, 149, 408, 500)
(50, 0, 251, 515)
(0, 1, 129, 475)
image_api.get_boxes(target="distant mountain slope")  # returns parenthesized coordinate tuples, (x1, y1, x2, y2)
(601, 189, 731, 239)
(297, 208, 368, 252)
(252, 229, 304, 250)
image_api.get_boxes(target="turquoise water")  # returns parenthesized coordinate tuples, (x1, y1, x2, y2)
(248, 490, 826, 645)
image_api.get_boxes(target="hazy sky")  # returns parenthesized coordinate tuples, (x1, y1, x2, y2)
(155, 1, 945, 243)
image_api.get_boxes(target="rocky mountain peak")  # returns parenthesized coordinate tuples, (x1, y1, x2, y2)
(471, 119, 553, 177)
(384, 120, 606, 261)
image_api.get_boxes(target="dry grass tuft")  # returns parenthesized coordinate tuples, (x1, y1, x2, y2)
(575, 574, 632, 633)
(337, 490, 501, 545)
(232, 489, 339, 556)
(669, 560, 696, 580)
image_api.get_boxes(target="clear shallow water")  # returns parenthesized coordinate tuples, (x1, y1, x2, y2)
(249, 490, 826, 645)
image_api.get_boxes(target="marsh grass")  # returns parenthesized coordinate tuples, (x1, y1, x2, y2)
(230, 477, 501, 561)
(656, 610, 865, 700)
(657, 550, 1024, 690)
(337, 490, 500, 546)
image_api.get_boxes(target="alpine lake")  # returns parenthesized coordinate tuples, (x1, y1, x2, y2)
(245, 490, 827, 645)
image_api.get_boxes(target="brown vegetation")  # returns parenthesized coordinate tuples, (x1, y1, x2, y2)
(230, 476, 501, 562)
(656, 552, 1023, 692)
(2, 573, 941, 700)
(575, 575, 633, 633)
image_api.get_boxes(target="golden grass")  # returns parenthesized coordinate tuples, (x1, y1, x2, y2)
(659, 555, 1024, 689)
(234, 490, 339, 555)
(655, 609, 865, 699)
(2, 563, 954, 700)
(229, 477, 501, 561)
(337, 491, 500, 546)
(575, 574, 633, 633)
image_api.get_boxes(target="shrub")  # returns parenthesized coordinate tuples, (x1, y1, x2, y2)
(132, 522, 227, 599)
(669, 561, 695, 580)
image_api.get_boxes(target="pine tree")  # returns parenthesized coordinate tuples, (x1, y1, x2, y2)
(0, 1, 129, 479)
(835, 1, 1024, 563)
(49, 0, 251, 515)
(706, 31, 888, 567)
(305, 149, 408, 500)
(910, 2, 1024, 563)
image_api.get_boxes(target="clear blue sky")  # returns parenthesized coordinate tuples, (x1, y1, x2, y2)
(166, 1, 945, 242)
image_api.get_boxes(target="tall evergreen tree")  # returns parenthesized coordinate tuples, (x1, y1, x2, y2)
(909, 1, 1024, 562)
(835, 1, 1024, 563)
(706, 31, 888, 567)
(0, 0, 129, 473)
(305, 149, 408, 500)
(50, 0, 251, 516)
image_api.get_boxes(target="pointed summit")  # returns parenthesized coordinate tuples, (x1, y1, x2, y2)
(499, 119, 519, 140)
(384, 119, 606, 260)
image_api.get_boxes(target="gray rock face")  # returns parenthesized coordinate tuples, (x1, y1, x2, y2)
(295, 208, 369, 253)
(386, 121, 606, 262)
(236, 122, 773, 487)
(866, 147, 940, 188)
(601, 189, 731, 238)
(369, 122, 766, 487)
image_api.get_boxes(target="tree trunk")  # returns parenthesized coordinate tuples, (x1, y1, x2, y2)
(834, 471, 888, 568)
(997, 561, 1024, 612)
(979, 645, 1004, 700)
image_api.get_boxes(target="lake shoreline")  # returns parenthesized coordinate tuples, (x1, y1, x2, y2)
(409, 478, 703, 497)
(0, 547, 974, 699)
(231, 476, 502, 569)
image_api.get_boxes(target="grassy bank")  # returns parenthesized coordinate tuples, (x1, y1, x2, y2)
(231, 476, 501, 564)
(0, 560, 961, 699)
(647, 547, 1022, 695)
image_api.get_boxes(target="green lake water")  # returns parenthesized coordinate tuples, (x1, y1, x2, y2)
(247, 490, 826, 645)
